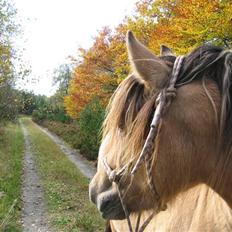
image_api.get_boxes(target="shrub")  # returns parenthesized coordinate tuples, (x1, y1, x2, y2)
(32, 108, 71, 123)
(77, 98, 105, 160)
(32, 109, 46, 122)
(49, 111, 71, 123)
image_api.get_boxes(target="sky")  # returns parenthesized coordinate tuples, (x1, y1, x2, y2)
(13, 0, 138, 96)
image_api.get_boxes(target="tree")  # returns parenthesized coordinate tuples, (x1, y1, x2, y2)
(64, 0, 232, 119)
(53, 64, 72, 96)
(136, 0, 232, 54)
(17, 91, 37, 115)
(0, 0, 21, 121)
(52, 64, 72, 117)
(0, 0, 18, 86)
(64, 28, 118, 118)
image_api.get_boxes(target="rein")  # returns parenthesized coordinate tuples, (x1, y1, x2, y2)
(102, 56, 185, 232)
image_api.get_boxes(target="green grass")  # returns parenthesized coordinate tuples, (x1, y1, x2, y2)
(0, 122, 24, 232)
(21, 117, 105, 232)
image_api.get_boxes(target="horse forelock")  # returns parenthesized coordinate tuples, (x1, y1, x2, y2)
(102, 74, 159, 163)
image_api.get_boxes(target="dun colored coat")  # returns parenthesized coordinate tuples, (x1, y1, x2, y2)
(89, 31, 232, 231)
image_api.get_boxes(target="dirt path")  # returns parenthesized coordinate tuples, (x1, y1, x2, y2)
(20, 121, 50, 232)
(20, 118, 97, 231)
(32, 121, 96, 179)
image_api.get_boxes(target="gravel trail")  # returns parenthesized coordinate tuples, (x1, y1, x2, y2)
(32, 121, 96, 179)
(20, 118, 96, 231)
(20, 121, 50, 232)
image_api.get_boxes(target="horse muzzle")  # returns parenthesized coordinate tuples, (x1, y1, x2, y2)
(89, 183, 126, 220)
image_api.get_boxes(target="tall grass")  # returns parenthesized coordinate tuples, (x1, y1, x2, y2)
(0, 122, 24, 231)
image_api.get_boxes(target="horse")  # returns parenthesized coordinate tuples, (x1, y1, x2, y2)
(107, 184, 232, 231)
(89, 31, 232, 231)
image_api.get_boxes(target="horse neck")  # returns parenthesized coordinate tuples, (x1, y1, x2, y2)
(209, 151, 232, 208)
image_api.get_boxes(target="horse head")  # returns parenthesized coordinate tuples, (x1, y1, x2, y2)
(89, 31, 232, 222)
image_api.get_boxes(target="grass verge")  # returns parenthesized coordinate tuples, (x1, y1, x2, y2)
(0, 122, 24, 232)
(36, 120, 81, 150)
(21, 117, 104, 232)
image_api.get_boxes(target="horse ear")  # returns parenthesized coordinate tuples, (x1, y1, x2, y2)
(126, 31, 170, 90)
(160, 45, 174, 56)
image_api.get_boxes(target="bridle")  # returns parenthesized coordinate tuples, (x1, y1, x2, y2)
(102, 55, 185, 232)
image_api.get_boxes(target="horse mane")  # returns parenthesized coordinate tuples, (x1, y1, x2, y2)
(102, 45, 232, 163)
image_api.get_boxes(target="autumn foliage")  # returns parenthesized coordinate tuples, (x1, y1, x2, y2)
(64, 0, 232, 118)
(64, 27, 130, 118)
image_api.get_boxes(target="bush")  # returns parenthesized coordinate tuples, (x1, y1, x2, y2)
(48, 110, 71, 123)
(0, 87, 19, 122)
(77, 98, 105, 160)
(32, 109, 46, 122)
(32, 108, 71, 123)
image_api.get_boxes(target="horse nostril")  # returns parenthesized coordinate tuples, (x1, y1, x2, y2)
(99, 198, 111, 212)
(97, 191, 126, 220)
(98, 191, 120, 213)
